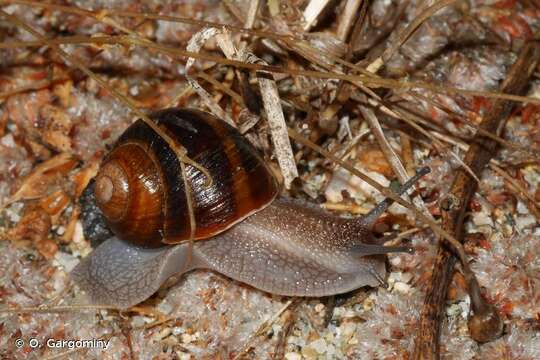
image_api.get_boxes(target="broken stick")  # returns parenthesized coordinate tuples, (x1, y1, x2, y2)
(413, 41, 540, 359)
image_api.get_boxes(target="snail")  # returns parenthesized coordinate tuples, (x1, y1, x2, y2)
(72, 108, 427, 309)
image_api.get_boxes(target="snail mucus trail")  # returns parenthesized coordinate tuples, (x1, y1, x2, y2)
(72, 108, 428, 309)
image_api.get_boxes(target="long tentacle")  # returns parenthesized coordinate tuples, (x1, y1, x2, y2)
(361, 166, 430, 228)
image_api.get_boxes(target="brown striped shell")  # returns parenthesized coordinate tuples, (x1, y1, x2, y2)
(94, 108, 280, 248)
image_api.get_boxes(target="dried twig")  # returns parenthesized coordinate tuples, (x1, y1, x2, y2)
(413, 41, 540, 359)
(400, 131, 415, 176)
(364, 97, 482, 184)
(272, 307, 297, 360)
(359, 106, 434, 221)
(303, 0, 332, 31)
(244, 0, 260, 29)
(367, 0, 460, 73)
(288, 128, 465, 253)
(4, 34, 540, 106)
(253, 57, 299, 188)
(233, 299, 299, 360)
(337, 0, 363, 41)
(185, 27, 236, 126)
(216, 31, 299, 188)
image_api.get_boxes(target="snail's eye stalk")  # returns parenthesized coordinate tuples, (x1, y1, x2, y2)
(361, 167, 430, 227)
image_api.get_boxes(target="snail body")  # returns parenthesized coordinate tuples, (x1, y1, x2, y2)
(72, 108, 423, 309)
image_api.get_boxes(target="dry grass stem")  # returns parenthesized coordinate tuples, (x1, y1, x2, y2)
(2, 1, 539, 358)
(413, 40, 540, 358)
(186, 27, 236, 126)
(232, 299, 298, 360)
(303, 0, 332, 31)
(288, 127, 465, 252)
(337, 0, 363, 41)
(369, 0, 461, 73)
(2, 34, 540, 106)
(359, 106, 434, 221)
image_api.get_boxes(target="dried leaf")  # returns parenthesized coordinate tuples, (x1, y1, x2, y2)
(40, 104, 73, 152)
(52, 80, 73, 107)
(38, 189, 70, 218)
(60, 206, 80, 244)
(8, 153, 77, 204)
(72, 160, 100, 198)
(7, 207, 51, 244)
(42, 129, 72, 152)
(35, 238, 59, 259)
(357, 148, 393, 178)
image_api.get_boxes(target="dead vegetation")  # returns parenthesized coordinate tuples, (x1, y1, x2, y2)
(0, 0, 539, 359)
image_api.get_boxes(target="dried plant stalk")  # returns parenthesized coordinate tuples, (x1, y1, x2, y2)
(3, 34, 540, 106)
(413, 41, 540, 359)
(337, 0, 363, 41)
(216, 31, 298, 188)
(186, 27, 236, 126)
(359, 106, 434, 221)
(254, 59, 299, 188)
(303, 0, 332, 30)
(288, 128, 464, 252)
(368, 0, 461, 73)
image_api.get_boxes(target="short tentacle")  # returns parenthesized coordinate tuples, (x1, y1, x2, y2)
(349, 243, 414, 256)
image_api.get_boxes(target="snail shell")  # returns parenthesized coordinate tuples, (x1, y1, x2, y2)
(94, 108, 279, 248)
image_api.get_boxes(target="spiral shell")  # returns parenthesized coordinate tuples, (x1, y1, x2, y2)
(94, 108, 279, 248)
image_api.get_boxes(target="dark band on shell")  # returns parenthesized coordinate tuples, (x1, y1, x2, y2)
(94, 108, 279, 248)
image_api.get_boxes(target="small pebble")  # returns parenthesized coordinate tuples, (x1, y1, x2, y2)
(5, 206, 22, 223)
(172, 326, 185, 336)
(309, 338, 327, 354)
(472, 212, 494, 227)
(340, 322, 357, 337)
(55, 225, 65, 235)
(176, 351, 191, 360)
(181, 333, 193, 344)
(1, 133, 15, 147)
(516, 215, 536, 229)
(53, 251, 79, 272)
(131, 315, 152, 327)
(301, 346, 318, 359)
(284, 352, 302, 360)
(72, 221, 85, 243)
(446, 303, 462, 317)
(516, 201, 529, 215)
(389, 256, 402, 266)
(393, 282, 411, 294)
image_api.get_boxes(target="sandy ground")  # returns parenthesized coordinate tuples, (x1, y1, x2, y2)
(0, 1, 539, 359)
